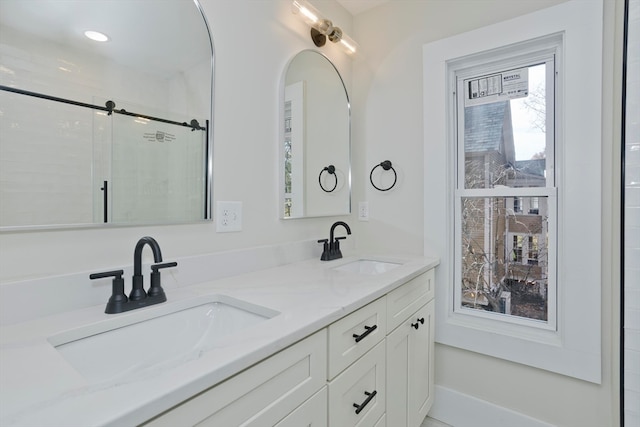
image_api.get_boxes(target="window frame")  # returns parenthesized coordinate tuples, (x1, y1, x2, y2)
(451, 43, 559, 331)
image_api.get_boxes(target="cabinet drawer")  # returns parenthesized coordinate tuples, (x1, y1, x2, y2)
(387, 269, 434, 332)
(328, 297, 386, 379)
(374, 414, 386, 427)
(275, 387, 327, 427)
(142, 329, 327, 427)
(328, 340, 386, 427)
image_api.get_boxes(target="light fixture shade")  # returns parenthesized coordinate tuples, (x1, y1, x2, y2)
(292, 0, 322, 27)
(291, 0, 358, 56)
(338, 32, 358, 55)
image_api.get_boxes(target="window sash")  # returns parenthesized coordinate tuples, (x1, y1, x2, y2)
(455, 54, 556, 191)
(453, 193, 557, 330)
(453, 52, 558, 330)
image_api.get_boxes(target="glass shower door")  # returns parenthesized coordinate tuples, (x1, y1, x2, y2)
(623, 0, 639, 425)
(110, 112, 207, 224)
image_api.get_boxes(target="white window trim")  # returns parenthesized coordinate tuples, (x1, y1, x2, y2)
(423, 0, 603, 383)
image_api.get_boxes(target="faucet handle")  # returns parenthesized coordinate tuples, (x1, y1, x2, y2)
(148, 261, 177, 299)
(318, 239, 331, 261)
(151, 261, 178, 272)
(332, 237, 347, 259)
(90, 270, 128, 314)
(89, 269, 124, 280)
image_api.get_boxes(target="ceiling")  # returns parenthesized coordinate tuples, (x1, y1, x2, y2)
(0, 0, 384, 77)
(336, 0, 390, 15)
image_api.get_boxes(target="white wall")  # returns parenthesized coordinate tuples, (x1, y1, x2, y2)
(350, 0, 621, 426)
(0, 0, 356, 283)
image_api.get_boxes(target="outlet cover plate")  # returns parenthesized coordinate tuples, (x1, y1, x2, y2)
(216, 201, 242, 232)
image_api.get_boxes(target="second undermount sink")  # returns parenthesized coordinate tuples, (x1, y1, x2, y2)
(332, 259, 401, 275)
(48, 295, 279, 384)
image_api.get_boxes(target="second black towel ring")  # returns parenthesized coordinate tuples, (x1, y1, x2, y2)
(319, 165, 338, 192)
(370, 160, 397, 191)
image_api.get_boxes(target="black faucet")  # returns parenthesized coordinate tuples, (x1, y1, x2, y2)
(90, 236, 176, 314)
(318, 221, 351, 261)
(131, 236, 163, 301)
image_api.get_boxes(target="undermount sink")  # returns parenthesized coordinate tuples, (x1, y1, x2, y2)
(332, 259, 401, 275)
(48, 295, 279, 383)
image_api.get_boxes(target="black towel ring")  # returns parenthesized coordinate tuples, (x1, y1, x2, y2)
(319, 165, 338, 192)
(369, 160, 397, 191)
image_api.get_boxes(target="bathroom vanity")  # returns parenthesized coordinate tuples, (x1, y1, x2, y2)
(0, 251, 437, 427)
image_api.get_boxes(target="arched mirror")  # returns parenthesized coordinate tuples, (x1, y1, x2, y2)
(0, 0, 214, 229)
(281, 50, 351, 219)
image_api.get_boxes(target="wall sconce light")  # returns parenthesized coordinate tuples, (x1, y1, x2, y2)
(292, 0, 358, 55)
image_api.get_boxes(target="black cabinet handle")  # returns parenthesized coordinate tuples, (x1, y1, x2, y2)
(353, 390, 377, 414)
(352, 324, 377, 343)
(411, 317, 425, 330)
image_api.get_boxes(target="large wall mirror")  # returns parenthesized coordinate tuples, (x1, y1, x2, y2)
(281, 50, 351, 219)
(0, 0, 214, 230)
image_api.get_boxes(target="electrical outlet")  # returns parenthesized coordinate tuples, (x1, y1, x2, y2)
(216, 201, 242, 232)
(358, 201, 369, 221)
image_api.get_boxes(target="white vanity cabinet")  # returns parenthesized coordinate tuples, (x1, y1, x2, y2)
(324, 268, 435, 427)
(142, 330, 327, 427)
(0, 254, 440, 427)
(141, 268, 435, 427)
(385, 270, 435, 427)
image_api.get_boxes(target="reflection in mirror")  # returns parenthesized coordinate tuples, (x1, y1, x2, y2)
(0, 0, 213, 229)
(282, 50, 350, 219)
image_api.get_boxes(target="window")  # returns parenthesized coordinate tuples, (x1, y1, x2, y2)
(513, 196, 523, 213)
(453, 41, 558, 328)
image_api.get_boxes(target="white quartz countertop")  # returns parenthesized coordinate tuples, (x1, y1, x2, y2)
(0, 254, 438, 427)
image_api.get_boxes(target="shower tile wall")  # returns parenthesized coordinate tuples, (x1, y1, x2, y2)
(0, 91, 95, 225)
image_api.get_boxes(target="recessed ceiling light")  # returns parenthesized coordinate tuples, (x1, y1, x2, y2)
(84, 30, 109, 42)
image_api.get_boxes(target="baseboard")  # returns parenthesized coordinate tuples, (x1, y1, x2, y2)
(428, 385, 556, 427)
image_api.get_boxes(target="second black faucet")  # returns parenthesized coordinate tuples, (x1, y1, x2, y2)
(318, 221, 351, 261)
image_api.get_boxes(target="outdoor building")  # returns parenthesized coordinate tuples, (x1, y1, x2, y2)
(461, 101, 548, 320)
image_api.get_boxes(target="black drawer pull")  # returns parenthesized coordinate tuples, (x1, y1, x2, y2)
(352, 324, 377, 343)
(353, 390, 377, 414)
(411, 317, 425, 330)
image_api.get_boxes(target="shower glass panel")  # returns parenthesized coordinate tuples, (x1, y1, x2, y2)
(0, 89, 208, 227)
(623, 0, 639, 424)
(110, 113, 207, 224)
